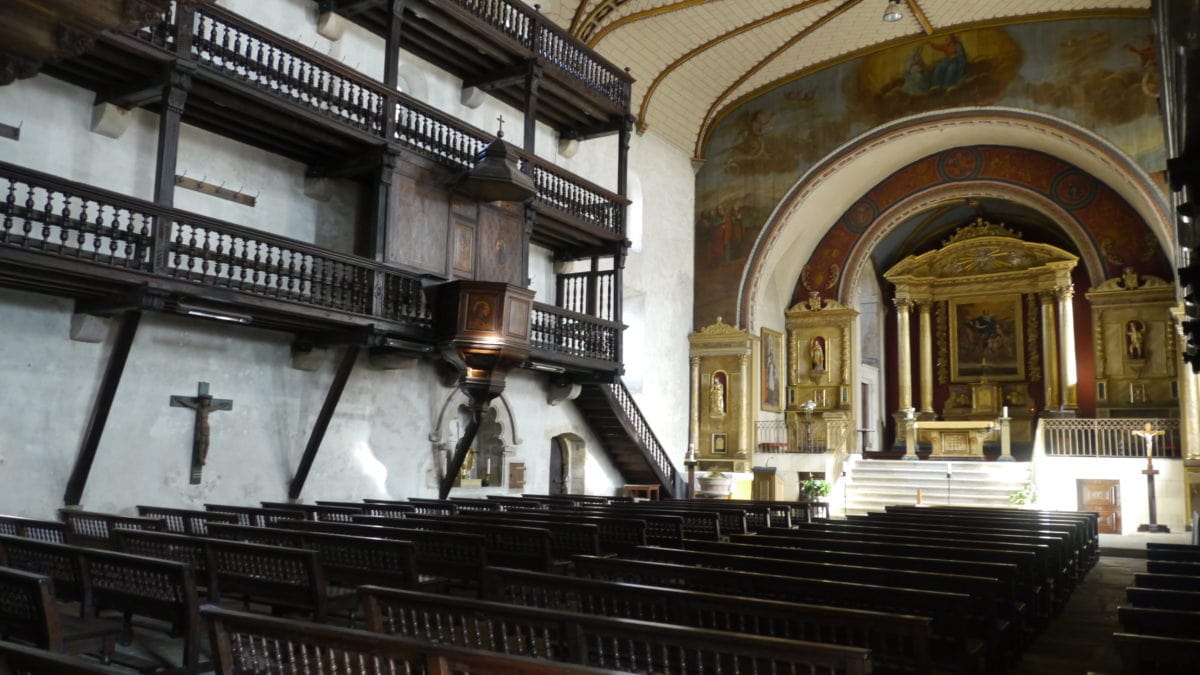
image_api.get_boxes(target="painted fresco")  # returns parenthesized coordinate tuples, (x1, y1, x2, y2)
(694, 18, 1165, 327)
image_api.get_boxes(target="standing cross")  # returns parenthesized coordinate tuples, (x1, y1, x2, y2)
(496, 114, 506, 138)
(1132, 422, 1170, 533)
(170, 382, 233, 485)
(1132, 422, 1164, 471)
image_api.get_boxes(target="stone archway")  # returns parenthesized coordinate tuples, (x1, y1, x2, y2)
(550, 433, 586, 495)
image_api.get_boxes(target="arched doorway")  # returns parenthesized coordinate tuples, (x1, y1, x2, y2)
(549, 433, 585, 495)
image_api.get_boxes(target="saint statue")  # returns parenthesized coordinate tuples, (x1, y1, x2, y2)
(709, 375, 726, 417)
(1127, 320, 1145, 360)
(810, 337, 826, 372)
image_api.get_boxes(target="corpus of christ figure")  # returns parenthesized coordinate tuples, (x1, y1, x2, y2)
(170, 381, 233, 485)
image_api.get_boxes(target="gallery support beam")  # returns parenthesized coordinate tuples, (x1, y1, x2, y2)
(288, 345, 361, 500)
(63, 310, 141, 506)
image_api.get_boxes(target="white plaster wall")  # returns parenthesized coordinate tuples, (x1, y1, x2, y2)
(1034, 456, 1188, 533)
(0, 287, 620, 518)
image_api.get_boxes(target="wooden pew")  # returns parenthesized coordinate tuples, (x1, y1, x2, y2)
(568, 508, 685, 546)
(570, 505, 720, 541)
(522, 493, 632, 505)
(610, 502, 755, 534)
(0, 567, 119, 661)
(1147, 560, 1200, 576)
(111, 529, 213, 593)
(0, 640, 126, 675)
(372, 512, 603, 559)
(571, 554, 984, 674)
(276, 520, 487, 591)
(135, 506, 239, 535)
(1125, 587, 1200, 610)
(363, 498, 457, 515)
(259, 502, 361, 523)
(443, 497, 505, 512)
(1115, 632, 1200, 675)
(203, 504, 300, 527)
(206, 523, 427, 594)
(206, 538, 328, 621)
(450, 510, 648, 553)
(360, 586, 873, 675)
(1147, 543, 1200, 563)
(0, 515, 67, 543)
(57, 510, 164, 549)
(631, 545, 1010, 664)
(1134, 572, 1200, 592)
(667, 498, 795, 527)
(203, 605, 617, 675)
(0, 535, 92, 615)
(316, 501, 417, 518)
(483, 566, 932, 675)
(352, 515, 559, 572)
(1118, 606, 1200, 639)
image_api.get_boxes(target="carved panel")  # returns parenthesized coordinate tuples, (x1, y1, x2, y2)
(387, 158, 452, 275)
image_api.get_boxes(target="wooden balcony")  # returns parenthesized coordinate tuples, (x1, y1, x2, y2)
(0, 160, 620, 370)
(43, 3, 627, 253)
(317, 0, 633, 138)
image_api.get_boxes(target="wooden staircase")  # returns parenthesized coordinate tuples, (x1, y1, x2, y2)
(574, 380, 680, 496)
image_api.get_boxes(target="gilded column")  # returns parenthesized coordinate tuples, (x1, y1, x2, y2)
(1040, 292, 1059, 410)
(740, 353, 752, 456)
(1056, 285, 1078, 409)
(895, 298, 914, 414)
(918, 301, 934, 414)
(689, 356, 700, 455)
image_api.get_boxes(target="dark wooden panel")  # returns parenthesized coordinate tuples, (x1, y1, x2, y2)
(476, 201, 524, 286)
(385, 157, 451, 276)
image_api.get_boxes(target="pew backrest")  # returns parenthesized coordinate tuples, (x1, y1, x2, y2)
(203, 504, 302, 527)
(206, 539, 327, 621)
(135, 506, 239, 535)
(1118, 606, 1200, 639)
(57, 510, 164, 549)
(0, 515, 66, 543)
(0, 566, 61, 650)
(0, 535, 89, 613)
(111, 528, 213, 587)
(259, 502, 361, 523)
(1115, 632, 1200, 675)
(0, 639, 127, 674)
(353, 515, 556, 571)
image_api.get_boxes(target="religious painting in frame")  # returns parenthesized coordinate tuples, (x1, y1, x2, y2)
(950, 296, 1024, 382)
(760, 328, 783, 412)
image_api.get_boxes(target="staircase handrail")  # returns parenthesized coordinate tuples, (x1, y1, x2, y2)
(605, 379, 679, 491)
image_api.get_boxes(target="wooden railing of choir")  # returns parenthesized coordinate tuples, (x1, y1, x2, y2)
(530, 303, 623, 364)
(1041, 418, 1181, 458)
(203, 606, 618, 675)
(0, 162, 432, 326)
(134, 4, 629, 238)
(557, 269, 618, 321)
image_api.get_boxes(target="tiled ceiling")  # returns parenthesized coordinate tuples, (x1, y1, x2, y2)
(536, 0, 1151, 157)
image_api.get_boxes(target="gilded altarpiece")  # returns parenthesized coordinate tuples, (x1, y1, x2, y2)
(1085, 271, 1177, 417)
(688, 319, 755, 472)
(785, 294, 857, 453)
(885, 220, 1077, 451)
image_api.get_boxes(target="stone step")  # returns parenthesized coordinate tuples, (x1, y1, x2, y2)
(843, 457, 1030, 517)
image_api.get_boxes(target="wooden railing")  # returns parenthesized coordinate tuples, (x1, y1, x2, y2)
(452, 0, 632, 109)
(530, 302, 621, 363)
(555, 269, 616, 321)
(607, 378, 679, 491)
(132, 4, 626, 237)
(1041, 418, 1181, 459)
(0, 161, 432, 328)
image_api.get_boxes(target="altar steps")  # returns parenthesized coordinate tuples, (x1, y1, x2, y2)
(842, 457, 1031, 516)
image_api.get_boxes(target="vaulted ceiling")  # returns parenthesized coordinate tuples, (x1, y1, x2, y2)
(536, 0, 1151, 157)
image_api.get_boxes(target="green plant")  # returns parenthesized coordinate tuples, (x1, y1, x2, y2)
(1009, 482, 1037, 506)
(799, 479, 831, 499)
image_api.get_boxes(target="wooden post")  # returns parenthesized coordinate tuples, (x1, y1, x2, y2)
(288, 345, 360, 500)
(1134, 423, 1170, 533)
(63, 311, 141, 506)
(440, 406, 482, 499)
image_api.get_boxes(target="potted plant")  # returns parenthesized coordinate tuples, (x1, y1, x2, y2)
(1009, 482, 1037, 507)
(799, 478, 831, 501)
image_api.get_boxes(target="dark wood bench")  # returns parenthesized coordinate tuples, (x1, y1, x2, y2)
(632, 544, 1010, 665)
(443, 497, 505, 512)
(1147, 543, 1200, 563)
(0, 515, 67, 543)
(203, 504, 301, 527)
(0, 567, 119, 661)
(203, 605, 617, 675)
(1134, 572, 1200, 592)
(206, 538, 329, 621)
(573, 505, 719, 541)
(1126, 587, 1200, 610)
(380, 512, 602, 559)
(0, 639, 127, 675)
(57, 510, 164, 549)
(315, 500, 417, 517)
(352, 515, 559, 572)
(1147, 560, 1200, 576)
(360, 585, 873, 675)
(362, 498, 458, 515)
(276, 519, 487, 591)
(612, 502, 754, 534)
(571, 553, 984, 675)
(111, 529, 214, 594)
(135, 506, 239, 535)
(667, 498, 795, 527)
(451, 510, 648, 553)
(1118, 606, 1200, 639)
(259, 502, 361, 523)
(483, 565, 932, 675)
(1115, 632, 1200, 674)
(0, 535, 92, 615)
(522, 493, 632, 505)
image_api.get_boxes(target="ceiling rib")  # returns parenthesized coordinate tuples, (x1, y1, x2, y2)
(587, 0, 717, 46)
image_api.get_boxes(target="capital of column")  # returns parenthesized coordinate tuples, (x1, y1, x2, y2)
(1054, 284, 1075, 302)
(894, 297, 914, 312)
(690, 356, 701, 367)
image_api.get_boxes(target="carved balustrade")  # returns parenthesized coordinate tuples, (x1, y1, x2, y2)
(555, 269, 616, 321)
(608, 378, 679, 490)
(0, 161, 431, 329)
(1042, 418, 1181, 458)
(530, 302, 621, 363)
(131, 3, 626, 237)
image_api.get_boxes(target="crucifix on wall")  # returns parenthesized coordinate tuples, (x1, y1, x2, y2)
(170, 382, 232, 485)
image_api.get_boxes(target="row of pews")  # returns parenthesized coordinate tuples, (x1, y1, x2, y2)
(1115, 540, 1200, 674)
(0, 496, 1102, 674)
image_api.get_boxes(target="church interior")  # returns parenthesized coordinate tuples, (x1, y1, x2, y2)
(0, 0, 1199, 673)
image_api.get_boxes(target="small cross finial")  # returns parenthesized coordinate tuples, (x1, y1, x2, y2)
(496, 115, 505, 139)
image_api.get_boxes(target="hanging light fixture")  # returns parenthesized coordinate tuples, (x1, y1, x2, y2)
(883, 0, 904, 22)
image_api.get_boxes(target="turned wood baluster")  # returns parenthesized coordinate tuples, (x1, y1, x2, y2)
(286, 250, 298, 298)
(233, 30, 245, 77)
(75, 200, 89, 253)
(57, 192, 73, 248)
(214, 232, 226, 280)
(251, 239, 263, 288)
(214, 21, 227, 66)
(26, 186, 45, 245)
(184, 225, 197, 276)
(235, 237, 247, 288)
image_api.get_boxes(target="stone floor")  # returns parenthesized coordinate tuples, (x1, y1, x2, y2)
(1013, 530, 1193, 675)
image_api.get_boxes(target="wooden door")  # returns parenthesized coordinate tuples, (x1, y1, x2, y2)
(548, 437, 566, 495)
(1077, 479, 1121, 534)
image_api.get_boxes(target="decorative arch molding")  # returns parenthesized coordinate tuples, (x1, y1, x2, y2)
(737, 108, 1173, 331)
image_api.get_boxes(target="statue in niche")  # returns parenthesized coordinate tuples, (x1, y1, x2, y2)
(1122, 266, 1140, 290)
(1126, 320, 1146, 360)
(710, 373, 727, 418)
(810, 336, 826, 373)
